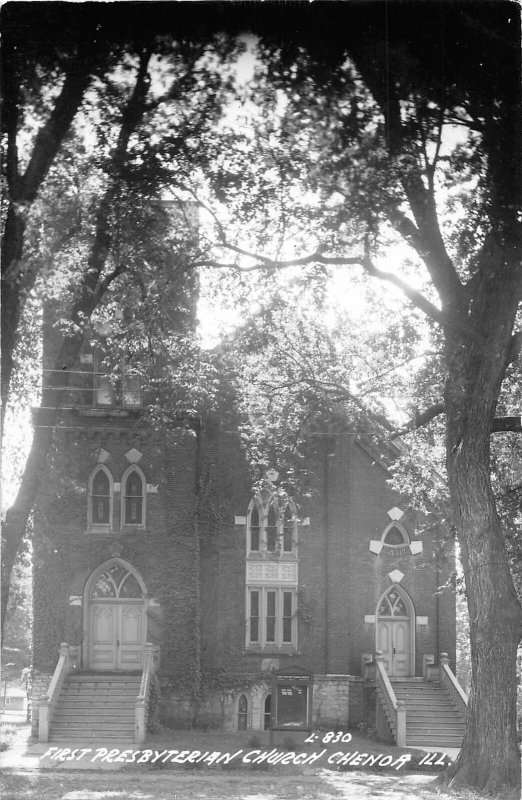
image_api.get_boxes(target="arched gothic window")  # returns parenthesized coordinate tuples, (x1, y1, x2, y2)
(237, 693, 250, 730)
(246, 495, 298, 556)
(89, 562, 145, 599)
(122, 467, 146, 527)
(377, 586, 411, 618)
(381, 522, 410, 548)
(88, 465, 113, 531)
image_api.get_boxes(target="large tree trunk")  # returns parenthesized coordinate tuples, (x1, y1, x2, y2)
(442, 264, 522, 792)
(445, 429, 522, 790)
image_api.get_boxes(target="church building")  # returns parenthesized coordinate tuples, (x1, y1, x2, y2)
(30, 337, 466, 749)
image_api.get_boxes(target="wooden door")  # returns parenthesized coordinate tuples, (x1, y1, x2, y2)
(391, 619, 410, 676)
(377, 618, 410, 676)
(90, 603, 118, 669)
(87, 562, 146, 670)
(89, 602, 144, 670)
(117, 603, 144, 669)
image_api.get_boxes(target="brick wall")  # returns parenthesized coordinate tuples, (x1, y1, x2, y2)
(32, 391, 456, 730)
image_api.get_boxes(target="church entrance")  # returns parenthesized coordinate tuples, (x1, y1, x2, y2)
(85, 560, 146, 670)
(376, 586, 413, 677)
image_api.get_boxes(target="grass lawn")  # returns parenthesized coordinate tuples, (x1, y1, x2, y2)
(0, 767, 511, 800)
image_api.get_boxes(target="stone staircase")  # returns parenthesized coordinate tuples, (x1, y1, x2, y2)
(391, 678, 466, 748)
(49, 672, 141, 742)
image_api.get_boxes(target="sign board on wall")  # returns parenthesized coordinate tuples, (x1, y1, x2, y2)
(269, 666, 313, 744)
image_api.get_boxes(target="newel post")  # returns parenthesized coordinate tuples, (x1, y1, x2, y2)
(135, 643, 155, 744)
(39, 697, 50, 742)
(440, 652, 449, 680)
(396, 700, 406, 746)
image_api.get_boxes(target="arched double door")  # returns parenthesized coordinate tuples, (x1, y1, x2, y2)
(376, 586, 414, 677)
(85, 560, 146, 670)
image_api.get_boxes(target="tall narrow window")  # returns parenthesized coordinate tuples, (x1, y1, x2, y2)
(266, 505, 277, 552)
(249, 590, 260, 643)
(94, 352, 115, 407)
(237, 693, 249, 730)
(263, 694, 271, 730)
(266, 590, 276, 642)
(125, 471, 142, 524)
(88, 466, 112, 531)
(122, 467, 145, 527)
(282, 591, 293, 643)
(250, 506, 260, 552)
(122, 371, 142, 408)
(283, 505, 293, 552)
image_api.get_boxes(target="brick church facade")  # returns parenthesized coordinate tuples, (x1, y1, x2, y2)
(31, 344, 458, 739)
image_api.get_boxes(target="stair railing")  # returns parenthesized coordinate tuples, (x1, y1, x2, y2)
(39, 642, 71, 742)
(135, 642, 156, 744)
(439, 652, 468, 714)
(375, 652, 406, 746)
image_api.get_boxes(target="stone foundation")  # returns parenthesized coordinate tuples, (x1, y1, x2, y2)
(161, 674, 367, 733)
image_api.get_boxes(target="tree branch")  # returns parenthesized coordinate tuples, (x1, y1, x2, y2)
(197, 245, 484, 346)
(390, 403, 522, 439)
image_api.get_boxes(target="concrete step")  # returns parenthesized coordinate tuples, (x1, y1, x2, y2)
(50, 671, 141, 742)
(389, 678, 465, 748)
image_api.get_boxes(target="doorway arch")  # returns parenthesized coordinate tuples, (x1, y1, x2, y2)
(84, 558, 147, 670)
(375, 584, 414, 677)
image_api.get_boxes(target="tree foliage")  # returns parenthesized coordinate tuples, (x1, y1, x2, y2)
(1, 4, 521, 793)
(195, 4, 522, 792)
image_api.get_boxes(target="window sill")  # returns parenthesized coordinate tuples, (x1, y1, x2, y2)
(85, 527, 113, 535)
(245, 646, 298, 655)
(85, 527, 148, 536)
(246, 552, 298, 560)
(77, 408, 141, 418)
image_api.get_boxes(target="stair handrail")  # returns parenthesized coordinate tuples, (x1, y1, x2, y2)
(375, 652, 406, 746)
(135, 643, 156, 744)
(439, 652, 468, 712)
(39, 642, 70, 742)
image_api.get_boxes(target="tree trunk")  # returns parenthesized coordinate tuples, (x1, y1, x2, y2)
(441, 271, 522, 791)
(445, 437, 522, 791)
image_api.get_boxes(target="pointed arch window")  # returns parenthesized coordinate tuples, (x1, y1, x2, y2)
(246, 495, 298, 556)
(381, 522, 410, 549)
(88, 465, 113, 532)
(378, 589, 409, 618)
(266, 504, 277, 552)
(237, 693, 250, 730)
(122, 467, 146, 527)
(89, 561, 145, 599)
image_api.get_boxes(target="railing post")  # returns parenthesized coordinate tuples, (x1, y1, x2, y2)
(423, 654, 435, 680)
(39, 698, 50, 742)
(396, 700, 406, 746)
(39, 642, 69, 742)
(60, 642, 70, 671)
(135, 643, 155, 744)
